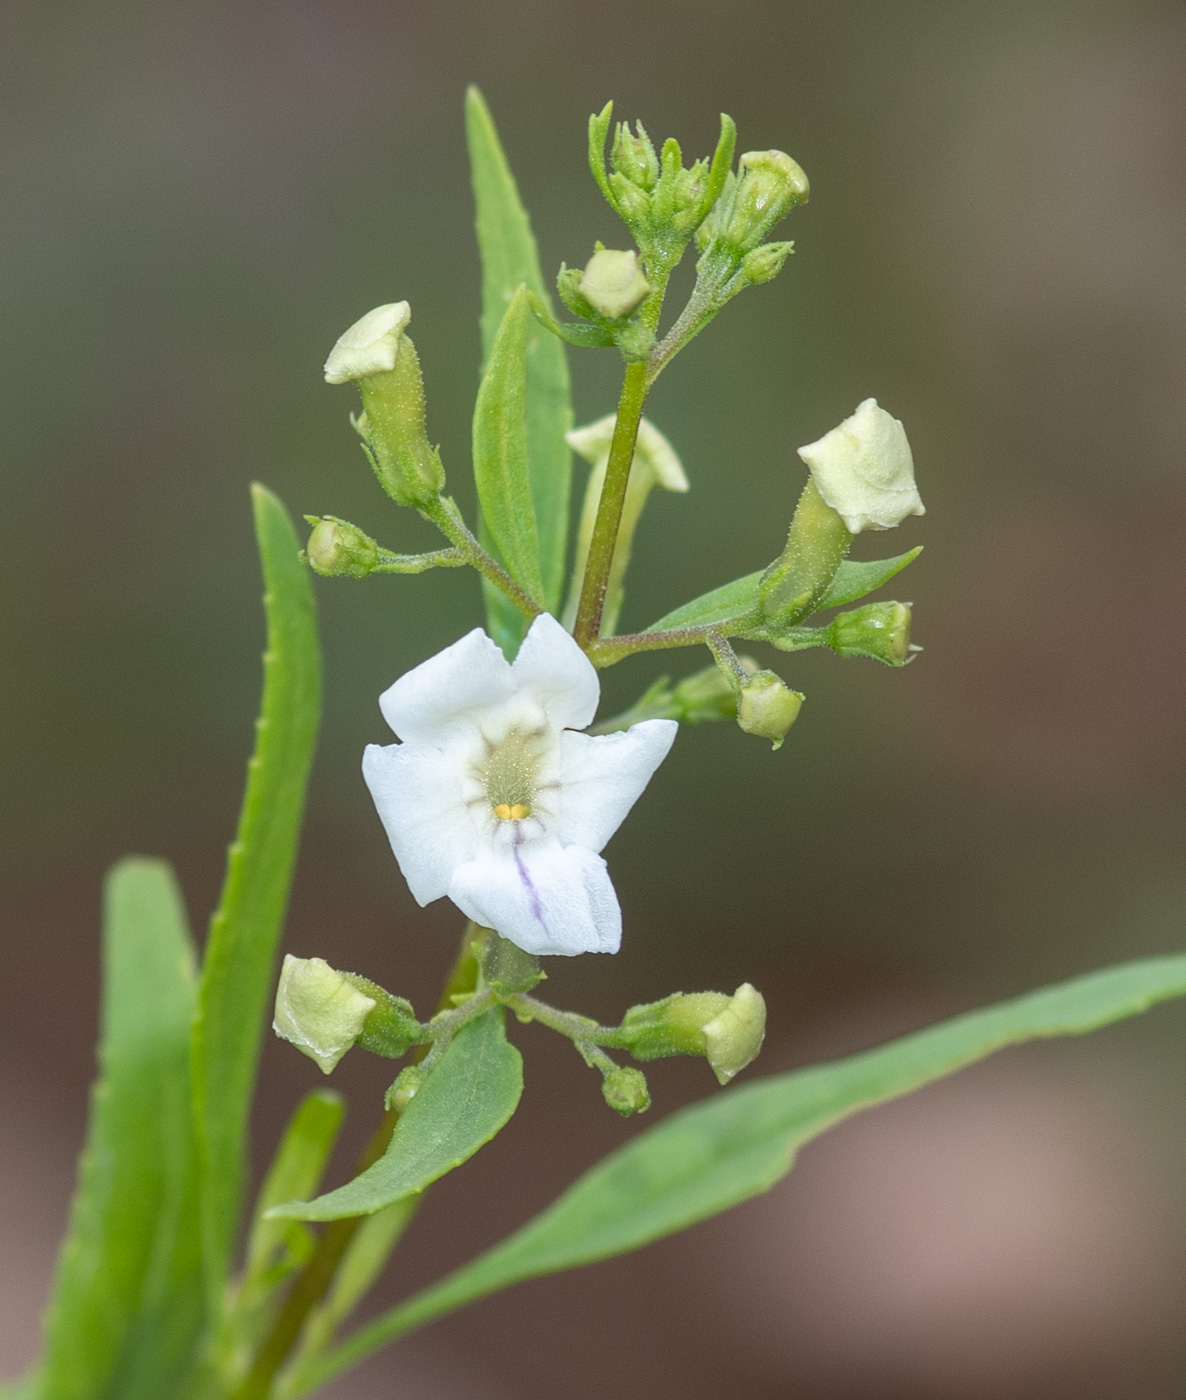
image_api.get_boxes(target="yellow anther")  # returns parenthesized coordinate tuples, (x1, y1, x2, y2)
(493, 802, 531, 821)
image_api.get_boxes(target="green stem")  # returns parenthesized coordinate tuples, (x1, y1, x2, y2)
(373, 546, 467, 574)
(572, 359, 650, 649)
(232, 926, 485, 1399)
(506, 993, 632, 1051)
(419, 497, 542, 619)
(587, 612, 761, 668)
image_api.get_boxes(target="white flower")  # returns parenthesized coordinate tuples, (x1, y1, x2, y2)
(797, 397, 924, 533)
(324, 301, 411, 384)
(362, 614, 677, 957)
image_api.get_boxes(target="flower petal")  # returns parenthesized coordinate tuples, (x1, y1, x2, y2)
(378, 628, 512, 743)
(362, 742, 479, 904)
(557, 719, 678, 853)
(448, 838, 621, 956)
(510, 614, 600, 731)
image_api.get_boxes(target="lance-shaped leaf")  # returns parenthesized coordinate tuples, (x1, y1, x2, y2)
(645, 549, 923, 634)
(817, 547, 922, 609)
(473, 285, 545, 607)
(467, 86, 573, 647)
(299, 953, 1186, 1390)
(35, 859, 204, 1400)
(191, 484, 321, 1307)
(270, 1007, 523, 1222)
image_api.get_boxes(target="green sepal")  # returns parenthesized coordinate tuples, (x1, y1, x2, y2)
(480, 931, 545, 996)
(758, 478, 852, 627)
(587, 101, 617, 212)
(340, 975, 423, 1059)
(618, 992, 731, 1060)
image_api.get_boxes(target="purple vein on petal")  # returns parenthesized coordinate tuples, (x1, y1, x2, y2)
(512, 824, 549, 934)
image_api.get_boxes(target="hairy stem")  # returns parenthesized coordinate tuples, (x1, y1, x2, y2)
(587, 611, 761, 668)
(419, 497, 542, 618)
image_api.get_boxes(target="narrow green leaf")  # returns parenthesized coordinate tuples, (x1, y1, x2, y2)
(277, 1197, 419, 1395)
(191, 484, 321, 1307)
(246, 1090, 345, 1277)
(472, 286, 544, 606)
(817, 547, 923, 609)
(271, 1007, 523, 1222)
(305, 953, 1186, 1388)
(645, 549, 923, 635)
(467, 85, 573, 644)
(645, 570, 763, 633)
(218, 1091, 345, 1375)
(36, 859, 203, 1400)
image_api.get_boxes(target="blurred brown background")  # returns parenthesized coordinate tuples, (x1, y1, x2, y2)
(4, 1, 1186, 1396)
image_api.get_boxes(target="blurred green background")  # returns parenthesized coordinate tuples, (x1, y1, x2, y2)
(4, 1, 1186, 1396)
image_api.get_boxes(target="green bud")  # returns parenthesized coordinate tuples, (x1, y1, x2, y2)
(385, 1064, 423, 1113)
(702, 983, 766, 1084)
(578, 249, 650, 320)
(304, 516, 380, 579)
(619, 985, 766, 1082)
(736, 670, 803, 749)
(718, 150, 809, 255)
(601, 1066, 651, 1116)
(825, 601, 914, 666)
(273, 955, 377, 1074)
(739, 240, 794, 287)
(610, 121, 660, 191)
(324, 302, 445, 509)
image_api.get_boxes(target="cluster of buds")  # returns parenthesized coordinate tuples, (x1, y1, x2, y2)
(273, 945, 767, 1116)
(589, 105, 736, 275)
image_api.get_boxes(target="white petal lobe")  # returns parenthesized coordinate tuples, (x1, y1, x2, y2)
(510, 614, 600, 731)
(378, 628, 511, 742)
(448, 839, 620, 956)
(558, 720, 678, 853)
(362, 742, 479, 904)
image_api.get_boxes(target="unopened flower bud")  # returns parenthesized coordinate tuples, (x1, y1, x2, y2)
(826, 601, 914, 666)
(385, 1064, 423, 1113)
(578, 249, 650, 320)
(611, 122, 660, 192)
(619, 985, 766, 1082)
(702, 983, 766, 1083)
(739, 240, 794, 287)
(273, 955, 377, 1074)
(798, 398, 924, 534)
(305, 517, 379, 579)
(718, 150, 809, 255)
(324, 303, 445, 509)
(736, 670, 803, 749)
(601, 1065, 651, 1116)
(323, 302, 410, 384)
